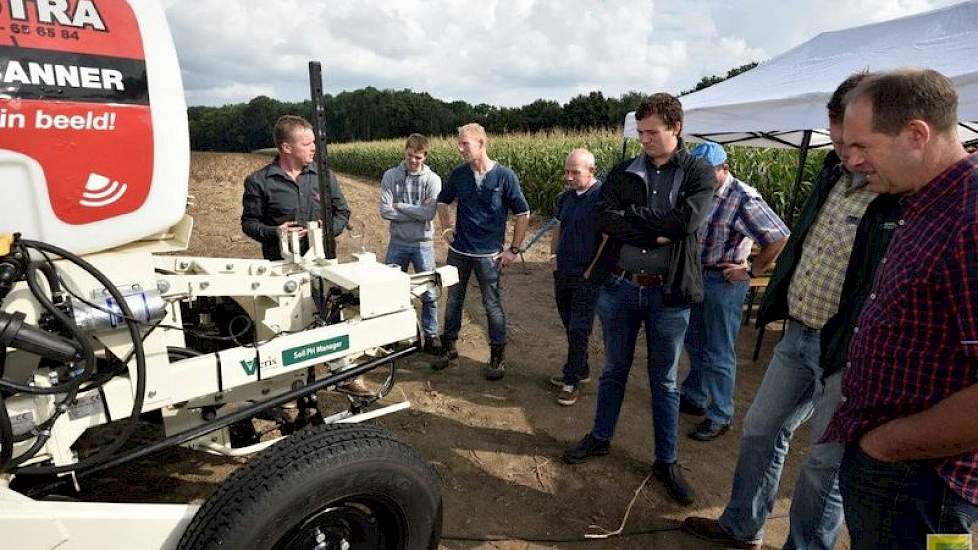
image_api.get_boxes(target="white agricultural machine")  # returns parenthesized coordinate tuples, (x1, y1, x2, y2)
(0, 1, 455, 548)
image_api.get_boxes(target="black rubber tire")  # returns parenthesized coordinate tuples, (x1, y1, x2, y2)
(177, 423, 442, 550)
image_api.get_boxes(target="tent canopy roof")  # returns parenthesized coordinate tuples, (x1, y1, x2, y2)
(624, 0, 978, 149)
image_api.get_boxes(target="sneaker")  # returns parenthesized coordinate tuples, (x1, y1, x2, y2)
(549, 374, 592, 388)
(562, 433, 610, 464)
(679, 395, 706, 416)
(652, 460, 696, 505)
(338, 376, 373, 398)
(431, 339, 458, 371)
(556, 384, 579, 406)
(688, 419, 730, 441)
(682, 517, 760, 548)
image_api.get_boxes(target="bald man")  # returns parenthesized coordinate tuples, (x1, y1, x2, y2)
(548, 149, 603, 406)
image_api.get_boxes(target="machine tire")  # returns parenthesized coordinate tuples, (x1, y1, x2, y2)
(176, 423, 442, 550)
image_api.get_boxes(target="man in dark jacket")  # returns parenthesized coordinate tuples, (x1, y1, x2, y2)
(241, 115, 350, 261)
(561, 94, 714, 506)
(683, 73, 873, 549)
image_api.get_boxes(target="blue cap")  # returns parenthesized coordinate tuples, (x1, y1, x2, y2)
(691, 142, 727, 166)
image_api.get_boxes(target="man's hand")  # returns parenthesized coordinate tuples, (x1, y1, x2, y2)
(442, 227, 455, 244)
(549, 253, 558, 271)
(719, 262, 750, 282)
(498, 249, 518, 267)
(279, 221, 308, 238)
(655, 237, 672, 245)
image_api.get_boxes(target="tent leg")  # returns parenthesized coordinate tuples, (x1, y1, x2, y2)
(785, 130, 813, 227)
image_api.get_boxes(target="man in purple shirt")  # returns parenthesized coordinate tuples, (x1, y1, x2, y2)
(823, 69, 978, 548)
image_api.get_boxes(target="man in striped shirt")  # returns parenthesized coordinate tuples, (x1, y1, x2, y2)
(823, 69, 978, 549)
(679, 142, 789, 441)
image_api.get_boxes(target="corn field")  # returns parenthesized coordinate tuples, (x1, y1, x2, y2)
(321, 130, 828, 223)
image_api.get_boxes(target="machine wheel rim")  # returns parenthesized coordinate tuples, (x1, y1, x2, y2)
(273, 497, 406, 550)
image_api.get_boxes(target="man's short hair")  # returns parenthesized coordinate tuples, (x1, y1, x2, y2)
(845, 68, 959, 136)
(826, 71, 870, 124)
(566, 148, 596, 169)
(457, 122, 487, 142)
(404, 133, 430, 154)
(635, 93, 683, 130)
(273, 115, 313, 148)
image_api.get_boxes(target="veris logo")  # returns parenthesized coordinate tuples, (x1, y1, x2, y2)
(80, 172, 126, 207)
(239, 356, 279, 376)
(1, 0, 107, 31)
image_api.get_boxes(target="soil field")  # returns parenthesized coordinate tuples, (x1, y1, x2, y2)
(76, 151, 860, 549)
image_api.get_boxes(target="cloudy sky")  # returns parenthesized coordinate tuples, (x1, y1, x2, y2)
(161, 0, 964, 107)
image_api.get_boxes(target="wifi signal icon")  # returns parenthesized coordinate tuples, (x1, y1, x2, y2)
(79, 173, 128, 208)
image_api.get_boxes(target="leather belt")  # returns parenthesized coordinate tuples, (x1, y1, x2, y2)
(612, 266, 665, 287)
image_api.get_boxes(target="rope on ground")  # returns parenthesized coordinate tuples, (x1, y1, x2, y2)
(584, 469, 654, 539)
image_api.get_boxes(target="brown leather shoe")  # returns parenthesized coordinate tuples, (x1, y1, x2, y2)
(682, 517, 759, 549)
(338, 376, 373, 398)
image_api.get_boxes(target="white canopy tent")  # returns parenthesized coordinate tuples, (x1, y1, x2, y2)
(623, 0, 978, 149)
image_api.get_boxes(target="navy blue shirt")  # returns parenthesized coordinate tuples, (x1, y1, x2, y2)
(555, 182, 602, 276)
(437, 163, 530, 254)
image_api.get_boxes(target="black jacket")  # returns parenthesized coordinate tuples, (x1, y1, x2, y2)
(241, 159, 351, 260)
(590, 146, 715, 306)
(819, 194, 902, 379)
(757, 151, 844, 326)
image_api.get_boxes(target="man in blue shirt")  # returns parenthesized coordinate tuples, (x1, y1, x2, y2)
(549, 148, 602, 406)
(432, 123, 530, 380)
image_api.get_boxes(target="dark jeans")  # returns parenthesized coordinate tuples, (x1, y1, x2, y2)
(840, 444, 978, 550)
(442, 249, 505, 346)
(553, 272, 599, 385)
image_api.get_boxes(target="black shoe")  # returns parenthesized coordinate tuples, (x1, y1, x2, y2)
(688, 419, 730, 441)
(679, 395, 706, 416)
(431, 339, 457, 370)
(652, 461, 696, 505)
(682, 517, 759, 548)
(485, 344, 505, 380)
(423, 335, 442, 355)
(562, 434, 610, 464)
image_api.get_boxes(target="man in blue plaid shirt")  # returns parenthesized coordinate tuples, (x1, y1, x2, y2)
(680, 142, 789, 441)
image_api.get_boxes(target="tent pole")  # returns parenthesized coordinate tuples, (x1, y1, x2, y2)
(785, 130, 812, 227)
(620, 138, 629, 162)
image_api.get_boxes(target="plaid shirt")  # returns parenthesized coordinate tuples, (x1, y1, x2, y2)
(700, 175, 790, 266)
(787, 173, 877, 329)
(823, 154, 978, 504)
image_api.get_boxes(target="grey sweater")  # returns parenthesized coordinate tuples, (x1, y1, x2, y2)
(379, 162, 442, 246)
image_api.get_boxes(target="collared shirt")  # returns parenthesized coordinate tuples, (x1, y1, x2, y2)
(787, 172, 876, 329)
(700, 174, 790, 266)
(241, 158, 351, 260)
(437, 162, 529, 255)
(824, 153, 978, 504)
(555, 182, 602, 277)
(618, 152, 680, 274)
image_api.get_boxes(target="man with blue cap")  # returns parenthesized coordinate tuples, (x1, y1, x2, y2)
(680, 142, 789, 441)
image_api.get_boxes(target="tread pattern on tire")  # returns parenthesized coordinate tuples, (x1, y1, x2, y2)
(177, 423, 441, 550)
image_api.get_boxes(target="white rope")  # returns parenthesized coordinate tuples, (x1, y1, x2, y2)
(583, 469, 654, 539)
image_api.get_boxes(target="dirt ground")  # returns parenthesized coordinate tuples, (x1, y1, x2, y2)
(79, 152, 852, 549)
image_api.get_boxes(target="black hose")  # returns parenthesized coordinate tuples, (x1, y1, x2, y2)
(12, 239, 146, 475)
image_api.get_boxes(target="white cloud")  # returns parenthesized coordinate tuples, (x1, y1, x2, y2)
(161, 0, 962, 107)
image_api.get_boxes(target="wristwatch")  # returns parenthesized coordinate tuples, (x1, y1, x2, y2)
(509, 246, 521, 255)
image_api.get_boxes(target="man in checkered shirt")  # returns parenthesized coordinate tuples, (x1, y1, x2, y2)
(684, 73, 875, 549)
(679, 142, 789, 442)
(823, 69, 978, 548)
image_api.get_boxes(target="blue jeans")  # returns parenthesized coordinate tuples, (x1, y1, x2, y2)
(591, 276, 690, 463)
(681, 270, 749, 424)
(719, 320, 845, 549)
(386, 243, 438, 337)
(442, 249, 505, 346)
(553, 272, 599, 385)
(840, 444, 978, 550)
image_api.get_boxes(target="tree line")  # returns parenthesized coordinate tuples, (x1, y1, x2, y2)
(187, 62, 758, 152)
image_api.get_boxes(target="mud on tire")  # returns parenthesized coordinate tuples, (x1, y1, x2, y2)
(177, 423, 442, 550)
